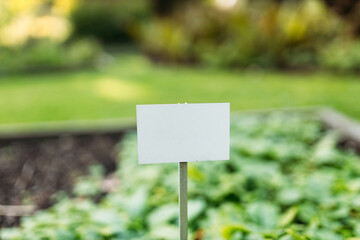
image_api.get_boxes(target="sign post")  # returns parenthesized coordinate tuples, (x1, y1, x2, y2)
(179, 162, 188, 240)
(137, 103, 230, 239)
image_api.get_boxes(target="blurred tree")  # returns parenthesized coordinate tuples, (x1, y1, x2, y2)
(70, 0, 149, 44)
(0, 0, 75, 48)
(323, 0, 360, 35)
(151, 0, 196, 16)
(151, 0, 360, 36)
(138, 0, 347, 69)
(0, 0, 102, 73)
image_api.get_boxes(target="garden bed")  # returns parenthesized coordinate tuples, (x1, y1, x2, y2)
(1, 107, 360, 239)
(0, 119, 134, 228)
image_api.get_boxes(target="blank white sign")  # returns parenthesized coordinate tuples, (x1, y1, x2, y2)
(136, 103, 230, 164)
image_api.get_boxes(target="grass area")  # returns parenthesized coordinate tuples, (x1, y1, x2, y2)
(0, 53, 360, 125)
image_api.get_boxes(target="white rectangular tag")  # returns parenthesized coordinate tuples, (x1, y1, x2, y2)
(136, 103, 230, 164)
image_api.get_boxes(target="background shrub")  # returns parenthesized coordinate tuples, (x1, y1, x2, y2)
(0, 0, 104, 73)
(0, 39, 102, 73)
(70, 0, 150, 44)
(319, 39, 360, 72)
(137, 0, 349, 69)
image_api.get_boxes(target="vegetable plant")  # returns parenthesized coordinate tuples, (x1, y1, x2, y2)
(2, 112, 360, 240)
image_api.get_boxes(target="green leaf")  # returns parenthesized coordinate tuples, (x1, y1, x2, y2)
(279, 207, 298, 227)
(147, 204, 178, 227)
(247, 202, 279, 230)
(285, 229, 309, 240)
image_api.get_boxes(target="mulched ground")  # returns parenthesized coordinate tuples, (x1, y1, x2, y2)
(0, 133, 124, 228)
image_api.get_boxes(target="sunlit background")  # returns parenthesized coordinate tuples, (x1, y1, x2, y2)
(0, 0, 359, 123)
(1, 0, 360, 239)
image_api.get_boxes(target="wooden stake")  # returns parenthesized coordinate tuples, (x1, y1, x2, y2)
(179, 162, 188, 240)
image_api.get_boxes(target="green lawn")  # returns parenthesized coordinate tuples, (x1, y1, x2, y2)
(0, 53, 359, 125)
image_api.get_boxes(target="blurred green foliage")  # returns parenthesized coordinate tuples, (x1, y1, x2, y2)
(323, 0, 360, 36)
(70, 0, 150, 43)
(1, 0, 360, 72)
(138, 0, 360, 71)
(319, 40, 360, 72)
(0, 39, 102, 73)
(2, 112, 360, 239)
(0, 0, 102, 73)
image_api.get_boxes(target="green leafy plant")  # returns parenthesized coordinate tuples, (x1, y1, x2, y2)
(70, 0, 150, 43)
(319, 40, 360, 72)
(138, 0, 349, 70)
(2, 112, 360, 239)
(0, 39, 102, 74)
(0, 0, 103, 74)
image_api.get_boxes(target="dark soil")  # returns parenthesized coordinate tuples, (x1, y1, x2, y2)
(0, 133, 124, 228)
(338, 138, 360, 155)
